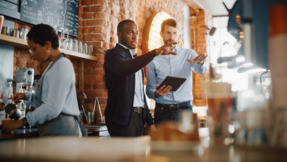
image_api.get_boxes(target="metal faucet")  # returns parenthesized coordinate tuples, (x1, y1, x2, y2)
(77, 91, 88, 124)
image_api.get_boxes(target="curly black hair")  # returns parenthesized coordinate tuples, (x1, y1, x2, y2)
(27, 24, 59, 49)
(117, 19, 135, 33)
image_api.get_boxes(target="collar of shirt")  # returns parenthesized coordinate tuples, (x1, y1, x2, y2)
(117, 43, 135, 58)
(173, 46, 178, 53)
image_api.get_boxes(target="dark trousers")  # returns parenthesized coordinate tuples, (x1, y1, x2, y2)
(154, 102, 192, 125)
(106, 111, 144, 137)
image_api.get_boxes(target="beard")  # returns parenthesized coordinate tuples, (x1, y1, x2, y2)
(164, 39, 175, 45)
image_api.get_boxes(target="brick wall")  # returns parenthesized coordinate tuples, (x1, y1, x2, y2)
(189, 9, 209, 106)
(78, 0, 209, 121)
(134, 0, 185, 55)
(12, 0, 209, 124)
(78, 0, 188, 121)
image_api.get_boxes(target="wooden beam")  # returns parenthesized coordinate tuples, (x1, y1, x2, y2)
(182, 0, 199, 15)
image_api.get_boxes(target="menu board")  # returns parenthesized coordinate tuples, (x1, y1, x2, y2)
(20, 0, 78, 37)
(0, 0, 20, 19)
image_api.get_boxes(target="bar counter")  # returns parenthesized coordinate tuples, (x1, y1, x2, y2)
(0, 136, 286, 162)
(0, 128, 39, 140)
(0, 125, 108, 140)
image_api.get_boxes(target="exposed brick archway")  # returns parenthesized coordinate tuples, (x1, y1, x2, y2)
(189, 9, 209, 106)
(134, 0, 185, 56)
(142, 11, 172, 54)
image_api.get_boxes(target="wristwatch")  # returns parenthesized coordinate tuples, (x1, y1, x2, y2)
(22, 117, 29, 127)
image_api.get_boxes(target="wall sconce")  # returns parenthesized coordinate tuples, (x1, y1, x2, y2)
(201, 25, 216, 36)
(208, 27, 217, 36)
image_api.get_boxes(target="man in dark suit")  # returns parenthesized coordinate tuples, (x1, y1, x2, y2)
(104, 19, 176, 136)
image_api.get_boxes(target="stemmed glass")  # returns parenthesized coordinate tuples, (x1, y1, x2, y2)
(78, 41, 83, 53)
(89, 44, 93, 55)
(57, 27, 65, 49)
(65, 29, 73, 51)
(55, 26, 61, 36)
(83, 42, 88, 54)
(68, 38, 73, 51)
(62, 29, 69, 50)
(73, 40, 78, 52)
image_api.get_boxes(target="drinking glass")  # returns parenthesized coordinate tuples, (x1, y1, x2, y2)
(207, 97, 233, 145)
(58, 27, 64, 49)
(78, 41, 83, 53)
(6, 27, 12, 36)
(83, 42, 88, 54)
(73, 40, 78, 52)
(89, 44, 93, 55)
(62, 29, 69, 50)
(204, 81, 233, 145)
(67, 39, 74, 51)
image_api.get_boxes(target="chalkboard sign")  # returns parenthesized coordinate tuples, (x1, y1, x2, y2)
(0, 0, 20, 20)
(20, 0, 79, 37)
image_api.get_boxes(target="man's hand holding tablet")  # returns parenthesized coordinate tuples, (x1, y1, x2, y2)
(154, 76, 186, 98)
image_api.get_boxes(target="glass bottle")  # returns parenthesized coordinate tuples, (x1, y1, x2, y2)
(0, 80, 6, 125)
(6, 81, 13, 105)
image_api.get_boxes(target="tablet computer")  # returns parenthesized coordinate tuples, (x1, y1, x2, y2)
(158, 76, 186, 91)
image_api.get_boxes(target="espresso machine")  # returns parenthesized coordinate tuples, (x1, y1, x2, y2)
(15, 68, 34, 119)
(16, 68, 34, 93)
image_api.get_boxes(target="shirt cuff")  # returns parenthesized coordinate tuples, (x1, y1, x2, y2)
(25, 91, 32, 101)
(150, 90, 156, 99)
(25, 113, 34, 127)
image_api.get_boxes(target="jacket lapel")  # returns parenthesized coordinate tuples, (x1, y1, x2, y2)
(116, 44, 132, 59)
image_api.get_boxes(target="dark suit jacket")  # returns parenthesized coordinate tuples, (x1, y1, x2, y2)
(104, 44, 156, 126)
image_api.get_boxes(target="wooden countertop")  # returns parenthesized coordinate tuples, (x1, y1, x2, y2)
(0, 136, 150, 162)
(0, 128, 39, 140)
(0, 125, 108, 140)
(0, 136, 286, 162)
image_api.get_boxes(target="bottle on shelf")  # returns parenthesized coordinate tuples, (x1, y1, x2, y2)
(6, 81, 13, 105)
(0, 80, 6, 125)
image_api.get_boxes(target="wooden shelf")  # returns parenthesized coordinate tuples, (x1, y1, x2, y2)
(0, 34, 28, 49)
(0, 34, 98, 61)
(60, 48, 98, 61)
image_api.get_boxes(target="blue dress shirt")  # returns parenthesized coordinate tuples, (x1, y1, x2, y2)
(146, 47, 207, 104)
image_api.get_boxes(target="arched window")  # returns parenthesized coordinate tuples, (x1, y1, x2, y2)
(142, 11, 172, 53)
(142, 11, 172, 109)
